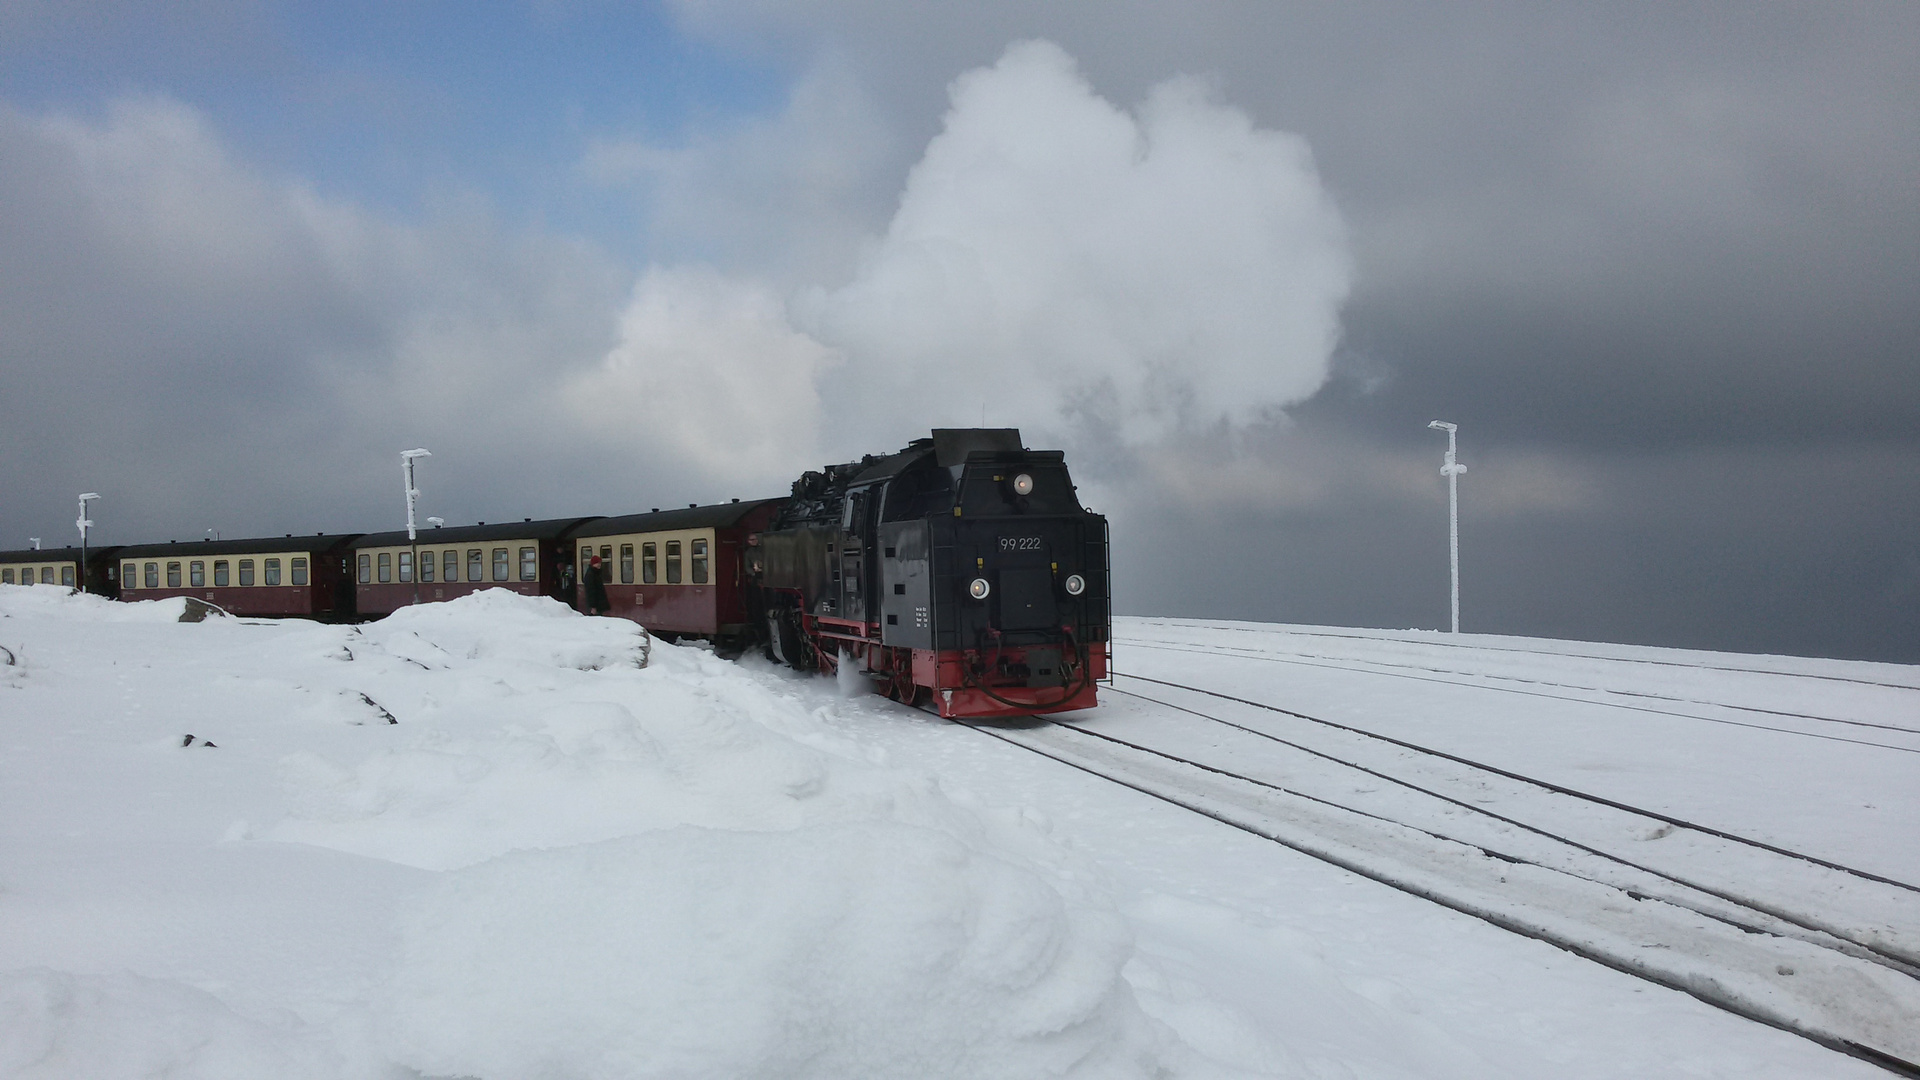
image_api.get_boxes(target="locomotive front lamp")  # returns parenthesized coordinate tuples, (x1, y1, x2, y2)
(969, 577, 991, 600)
(1012, 473, 1035, 496)
(1064, 573, 1086, 596)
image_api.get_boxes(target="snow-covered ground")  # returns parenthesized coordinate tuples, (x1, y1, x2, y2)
(1, 587, 1914, 1078)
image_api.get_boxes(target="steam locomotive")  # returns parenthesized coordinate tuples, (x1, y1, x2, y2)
(1, 429, 1110, 718)
(755, 429, 1110, 719)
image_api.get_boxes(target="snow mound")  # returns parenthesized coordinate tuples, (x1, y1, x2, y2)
(263, 599, 1178, 1076)
(269, 693, 832, 870)
(0, 968, 336, 1079)
(381, 823, 1159, 1080)
(0, 587, 213, 624)
(356, 588, 647, 671)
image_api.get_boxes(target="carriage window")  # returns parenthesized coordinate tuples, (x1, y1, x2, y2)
(580, 545, 593, 570)
(166, 562, 182, 588)
(492, 548, 509, 581)
(190, 561, 205, 587)
(62, 565, 76, 587)
(418, 552, 432, 583)
(292, 557, 308, 586)
(145, 563, 159, 588)
(265, 558, 281, 586)
(444, 549, 458, 582)
(519, 547, 537, 581)
(2, 569, 12, 584)
(619, 544, 634, 584)
(398, 551, 412, 582)
(467, 549, 483, 581)
(357, 554, 370, 584)
(665, 540, 682, 584)
(691, 538, 709, 584)
(239, 559, 255, 586)
(214, 560, 230, 587)
(123, 563, 136, 587)
(377, 553, 391, 583)
(642, 542, 657, 584)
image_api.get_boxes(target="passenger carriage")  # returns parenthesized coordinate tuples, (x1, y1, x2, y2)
(0, 546, 117, 595)
(349, 518, 595, 617)
(114, 535, 360, 617)
(567, 499, 785, 649)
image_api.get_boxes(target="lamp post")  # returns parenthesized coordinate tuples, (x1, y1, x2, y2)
(76, 494, 100, 595)
(1427, 421, 1464, 633)
(401, 449, 431, 607)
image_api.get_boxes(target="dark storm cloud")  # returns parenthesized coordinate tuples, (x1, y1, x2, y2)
(0, 96, 633, 546)
(667, 1, 1919, 660)
(3, 3, 1914, 662)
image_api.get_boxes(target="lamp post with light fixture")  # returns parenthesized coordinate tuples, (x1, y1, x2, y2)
(76, 493, 100, 594)
(401, 449, 431, 607)
(1428, 421, 1464, 633)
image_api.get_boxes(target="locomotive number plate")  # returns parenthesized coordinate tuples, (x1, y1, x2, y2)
(999, 536, 1044, 551)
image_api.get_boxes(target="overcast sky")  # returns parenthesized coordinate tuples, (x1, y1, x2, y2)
(2, 2, 1915, 662)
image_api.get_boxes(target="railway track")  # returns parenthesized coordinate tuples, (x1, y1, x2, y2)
(1125, 619, 1920, 693)
(953, 673, 1920, 1075)
(1117, 636, 1920, 751)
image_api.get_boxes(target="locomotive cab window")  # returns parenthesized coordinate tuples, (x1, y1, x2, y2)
(190, 561, 205, 588)
(642, 542, 657, 584)
(357, 554, 370, 584)
(619, 544, 634, 584)
(519, 547, 537, 581)
(239, 559, 255, 586)
(292, 557, 308, 586)
(214, 560, 229, 587)
(665, 540, 682, 584)
(691, 538, 708, 584)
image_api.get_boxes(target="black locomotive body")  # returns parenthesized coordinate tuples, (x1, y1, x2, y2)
(753, 429, 1110, 718)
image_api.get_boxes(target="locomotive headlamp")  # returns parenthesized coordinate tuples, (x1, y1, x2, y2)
(1064, 573, 1086, 596)
(969, 577, 991, 600)
(1012, 473, 1035, 496)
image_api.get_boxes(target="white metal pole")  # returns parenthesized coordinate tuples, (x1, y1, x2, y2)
(1428, 421, 1464, 633)
(401, 449, 430, 606)
(76, 494, 99, 595)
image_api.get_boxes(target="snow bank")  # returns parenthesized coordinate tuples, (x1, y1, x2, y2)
(0, 969, 337, 1079)
(0, 586, 209, 624)
(250, 590, 1173, 1077)
(354, 588, 648, 671)
(382, 823, 1155, 1080)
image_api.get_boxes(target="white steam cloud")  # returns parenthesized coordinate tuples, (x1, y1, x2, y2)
(576, 39, 1351, 479)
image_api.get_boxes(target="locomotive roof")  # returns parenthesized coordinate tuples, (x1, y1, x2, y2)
(351, 517, 599, 549)
(849, 428, 1046, 485)
(570, 498, 786, 538)
(0, 545, 111, 562)
(113, 534, 364, 559)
